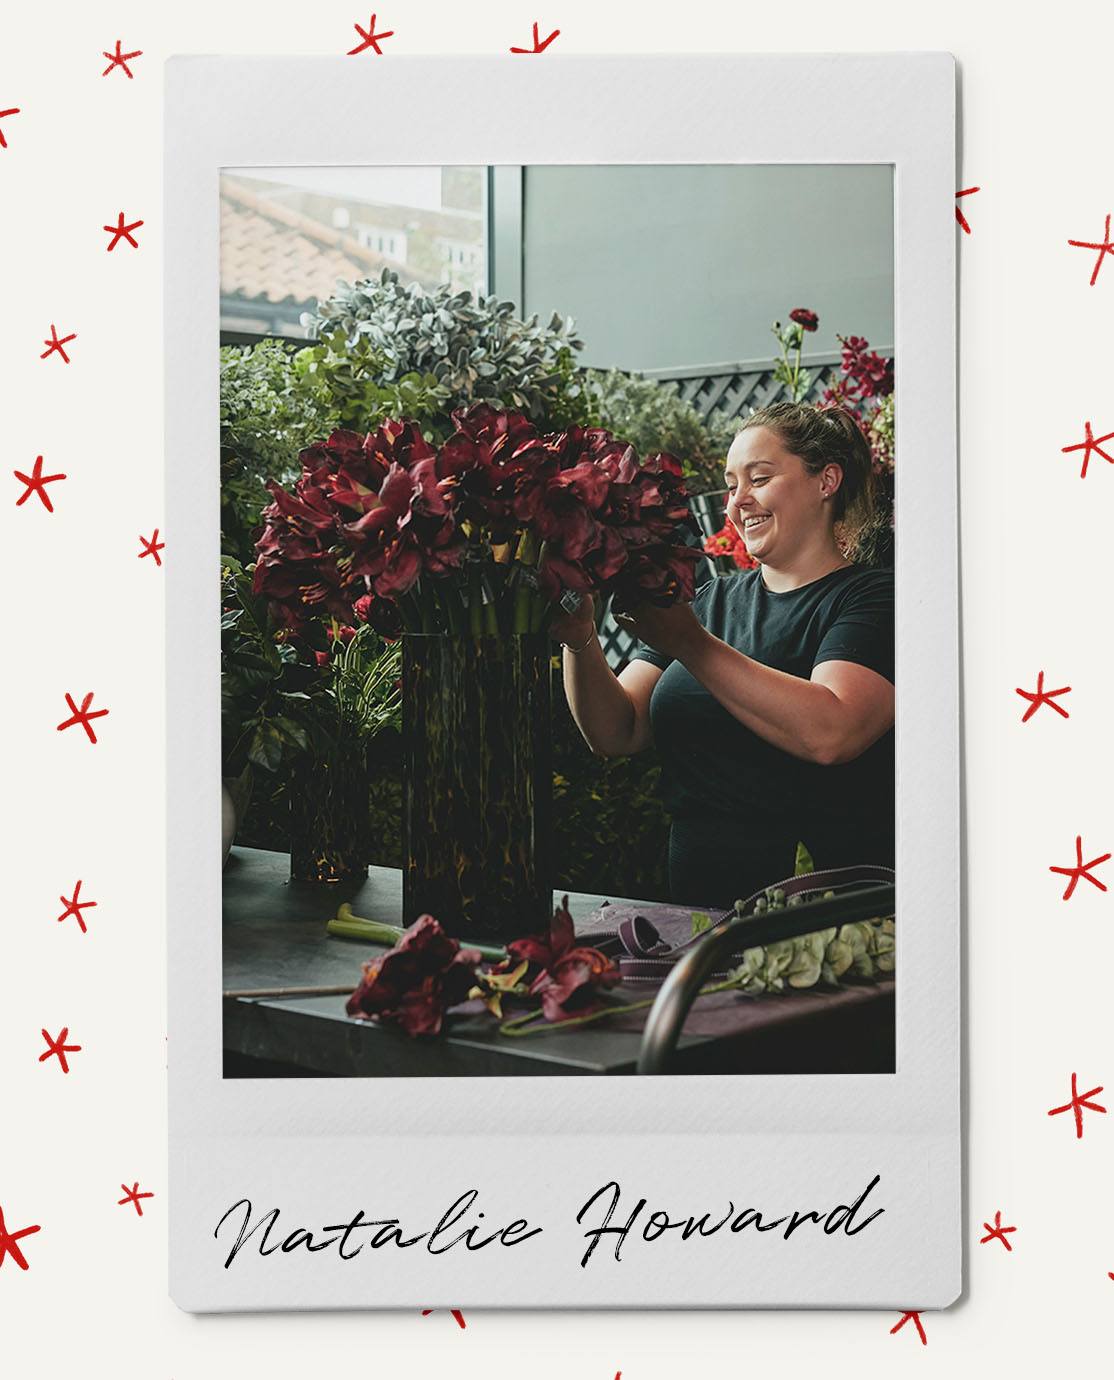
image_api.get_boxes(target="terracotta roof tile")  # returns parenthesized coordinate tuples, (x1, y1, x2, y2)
(220, 179, 440, 309)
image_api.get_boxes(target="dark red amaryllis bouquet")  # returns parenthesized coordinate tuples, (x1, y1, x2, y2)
(252, 402, 702, 635)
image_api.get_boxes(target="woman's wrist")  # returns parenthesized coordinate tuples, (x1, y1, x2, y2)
(562, 627, 597, 654)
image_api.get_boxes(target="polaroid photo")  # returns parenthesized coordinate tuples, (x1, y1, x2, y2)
(166, 51, 960, 1311)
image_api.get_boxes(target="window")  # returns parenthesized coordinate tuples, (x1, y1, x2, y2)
(220, 166, 489, 342)
(355, 225, 408, 262)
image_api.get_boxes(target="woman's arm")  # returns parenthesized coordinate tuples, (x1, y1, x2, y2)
(562, 639, 662, 758)
(623, 603, 893, 766)
(550, 597, 662, 757)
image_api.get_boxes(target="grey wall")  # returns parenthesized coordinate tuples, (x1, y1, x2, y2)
(520, 164, 893, 371)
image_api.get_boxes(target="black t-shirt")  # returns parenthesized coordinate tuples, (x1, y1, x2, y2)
(629, 564, 895, 868)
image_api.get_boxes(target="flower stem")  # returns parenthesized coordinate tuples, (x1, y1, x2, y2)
(497, 978, 741, 1038)
(468, 567, 483, 638)
(512, 580, 532, 635)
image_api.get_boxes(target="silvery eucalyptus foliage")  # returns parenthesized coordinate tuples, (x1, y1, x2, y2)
(303, 268, 585, 425)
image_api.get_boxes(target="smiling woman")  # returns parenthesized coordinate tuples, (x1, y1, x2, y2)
(552, 400, 894, 908)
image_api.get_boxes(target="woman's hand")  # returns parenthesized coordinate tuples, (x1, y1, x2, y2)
(614, 600, 706, 662)
(548, 592, 596, 649)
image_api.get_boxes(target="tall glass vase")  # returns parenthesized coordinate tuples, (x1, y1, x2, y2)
(402, 632, 553, 942)
(289, 736, 369, 883)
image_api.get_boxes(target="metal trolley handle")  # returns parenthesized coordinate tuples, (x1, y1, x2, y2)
(635, 883, 897, 1075)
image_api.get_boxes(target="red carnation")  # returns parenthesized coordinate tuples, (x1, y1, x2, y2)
(789, 308, 819, 332)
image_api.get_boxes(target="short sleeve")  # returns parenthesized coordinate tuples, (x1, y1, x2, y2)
(627, 640, 671, 671)
(623, 577, 719, 672)
(812, 571, 894, 683)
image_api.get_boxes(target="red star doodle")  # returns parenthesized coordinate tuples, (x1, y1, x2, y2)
(139, 529, 165, 565)
(57, 880, 96, 934)
(40, 323, 77, 363)
(39, 1027, 81, 1074)
(890, 1311, 927, 1345)
(14, 455, 66, 513)
(0, 1204, 41, 1271)
(348, 14, 394, 55)
(0, 106, 20, 150)
(955, 186, 980, 234)
(56, 692, 109, 744)
(1061, 420, 1114, 479)
(1016, 670, 1071, 722)
(1068, 213, 1114, 286)
(1049, 835, 1110, 900)
(117, 1183, 154, 1216)
(421, 1308, 467, 1329)
(1049, 1072, 1107, 1139)
(104, 212, 144, 252)
(102, 41, 143, 79)
(510, 21, 561, 53)
(979, 1210, 1017, 1252)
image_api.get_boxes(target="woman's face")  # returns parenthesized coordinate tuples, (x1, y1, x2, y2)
(723, 426, 838, 564)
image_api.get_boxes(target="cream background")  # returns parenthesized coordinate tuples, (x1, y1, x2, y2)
(2, 0, 1111, 1373)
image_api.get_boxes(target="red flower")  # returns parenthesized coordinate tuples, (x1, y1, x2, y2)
(532, 947, 620, 1023)
(789, 307, 819, 332)
(353, 592, 404, 637)
(252, 477, 356, 629)
(345, 916, 481, 1037)
(703, 521, 758, 570)
(344, 460, 465, 598)
(836, 334, 893, 401)
(507, 894, 577, 972)
(256, 404, 703, 623)
(504, 897, 620, 1023)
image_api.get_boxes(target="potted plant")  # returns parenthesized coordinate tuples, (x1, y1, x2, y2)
(220, 561, 402, 879)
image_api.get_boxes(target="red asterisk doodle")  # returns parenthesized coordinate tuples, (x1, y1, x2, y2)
(0, 1204, 41, 1271)
(57, 692, 110, 744)
(57, 880, 96, 934)
(348, 15, 394, 54)
(979, 1210, 1017, 1251)
(139, 529, 165, 565)
(1061, 420, 1114, 479)
(890, 1311, 927, 1345)
(102, 41, 143, 79)
(0, 106, 20, 150)
(1068, 213, 1114, 286)
(40, 323, 77, 363)
(104, 212, 144, 251)
(1049, 835, 1110, 900)
(1016, 670, 1071, 722)
(1049, 1072, 1107, 1139)
(39, 1027, 81, 1074)
(510, 21, 560, 53)
(14, 455, 67, 513)
(117, 1183, 154, 1216)
(421, 1309, 467, 1329)
(955, 186, 980, 234)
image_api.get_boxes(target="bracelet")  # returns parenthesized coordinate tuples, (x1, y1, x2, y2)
(562, 630, 596, 654)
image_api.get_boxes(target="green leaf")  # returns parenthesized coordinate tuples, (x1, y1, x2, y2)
(690, 910, 713, 938)
(246, 722, 285, 774)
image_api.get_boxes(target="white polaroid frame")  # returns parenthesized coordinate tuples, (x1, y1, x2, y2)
(166, 52, 959, 1312)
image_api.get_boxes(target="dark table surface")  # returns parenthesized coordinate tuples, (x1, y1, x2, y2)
(223, 846, 894, 1077)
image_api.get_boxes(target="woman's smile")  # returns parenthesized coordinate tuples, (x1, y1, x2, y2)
(740, 511, 774, 546)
